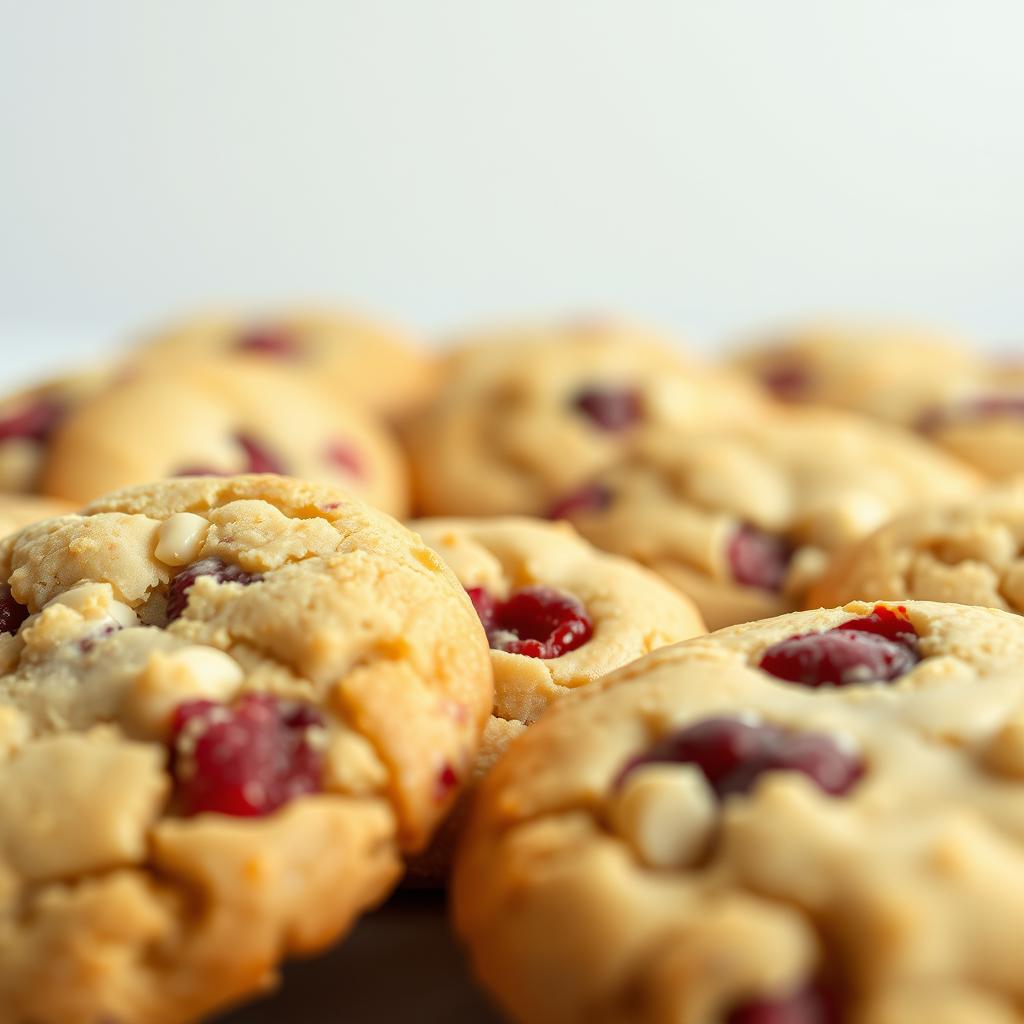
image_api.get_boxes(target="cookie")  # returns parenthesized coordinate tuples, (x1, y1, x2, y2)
(810, 481, 1024, 612)
(133, 307, 436, 419)
(0, 475, 492, 1023)
(551, 410, 982, 629)
(40, 362, 410, 515)
(0, 495, 75, 538)
(731, 320, 984, 425)
(454, 601, 1024, 1024)
(406, 318, 764, 517)
(408, 517, 705, 878)
(0, 370, 110, 494)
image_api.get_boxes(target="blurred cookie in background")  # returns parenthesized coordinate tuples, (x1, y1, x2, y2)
(731, 320, 985, 425)
(406, 317, 765, 517)
(0, 493, 75, 536)
(407, 516, 705, 879)
(810, 479, 1024, 611)
(551, 409, 981, 629)
(0, 369, 111, 494)
(40, 363, 410, 515)
(131, 307, 437, 420)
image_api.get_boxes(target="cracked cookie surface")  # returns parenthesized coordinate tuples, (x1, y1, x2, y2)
(454, 601, 1024, 1024)
(0, 475, 492, 1024)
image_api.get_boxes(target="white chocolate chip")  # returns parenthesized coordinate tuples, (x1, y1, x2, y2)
(106, 599, 140, 628)
(610, 763, 716, 869)
(121, 645, 244, 739)
(45, 581, 139, 629)
(155, 512, 210, 566)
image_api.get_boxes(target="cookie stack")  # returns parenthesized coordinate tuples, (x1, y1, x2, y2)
(0, 310, 1023, 1023)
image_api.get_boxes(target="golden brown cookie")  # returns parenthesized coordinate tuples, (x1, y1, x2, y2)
(406, 318, 764, 517)
(40, 362, 409, 515)
(454, 601, 1024, 1024)
(0, 475, 492, 1023)
(731, 320, 985, 425)
(131, 307, 436, 419)
(810, 480, 1024, 611)
(552, 410, 981, 629)
(408, 516, 705, 878)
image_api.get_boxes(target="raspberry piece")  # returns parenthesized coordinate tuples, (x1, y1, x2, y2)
(171, 693, 324, 816)
(619, 717, 863, 799)
(548, 483, 613, 521)
(728, 524, 794, 592)
(0, 586, 28, 636)
(0, 398, 65, 443)
(728, 982, 838, 1024)
(234, 326, 302, 359)
(759, 606, 920, 688)
(572, 387, 643, 431)
(325, 440, 365, 479)
(236, 433, 287, 474)
(467, 585, 593, 659)
(166, 558, 263, 623)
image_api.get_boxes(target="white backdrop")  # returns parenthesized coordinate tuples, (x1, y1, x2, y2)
(1, 0, 1022, 381)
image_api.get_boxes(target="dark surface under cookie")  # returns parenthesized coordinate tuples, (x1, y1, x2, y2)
(218, 891, 500, 1023)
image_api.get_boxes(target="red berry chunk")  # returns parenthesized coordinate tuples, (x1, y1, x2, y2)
(0, 398, 65, 444)
(619, 717, 863, 799)
(467, 585, 593, 659)
(236, 433, 287, 474)
(324, 440, 365, 479)
(548, 483, 613, 521)
(166, 558, 263, 623)
(572, 386, 643, 431)
(234, 326, 302, 360)
(728, 982, 838, 1024)
(728, 524, 794, 592)
(759, 361, 810, 402)
(919, 394, 1024, 433)
(0, 586, 28, 636)
(171, 693, 324, 817)
(759, 606, 919, 688)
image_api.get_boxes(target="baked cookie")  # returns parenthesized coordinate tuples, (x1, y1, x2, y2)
(810, 481, 1024, 611)
(454, 601, 1024, 1024)
(406, 318, 764, 517)
(40, 362, 409, 515)
(0, 495, 75, 538)
(0, 369, 110, 494)
(0, 475, 492, 1023)
(132, 307, 436, 419)
(731, 320, 984, 425)
(551, 410, 981, 629)
(408, 517, 705, 878)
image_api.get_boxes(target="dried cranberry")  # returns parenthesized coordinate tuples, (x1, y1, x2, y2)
(467, 585, 593, 659)
(234, 326, 302, 360)
(434, 762, 459, 802)
(619, 717, 863, 800)
(166, 558, 262, 623)
(572, 386, 643, 431)
(728, 981, 839, 1024)
(548, 483, 613, 521)
(728, 524, 794, 592)
(0, 586, 28, 635)
(171, 693, 324, 816)
(918, 394, 1024, 433)
(325, 441, 365, 479)
(236, 433, 287, 474)
(759, 605, 919, 688)
(759, 362, 811, 402)
(0, 398, 65, 444)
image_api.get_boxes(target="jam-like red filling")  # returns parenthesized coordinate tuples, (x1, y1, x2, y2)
(467, 585, 593, 659)
(758, 606, 919, 688)
(171, 693, 324, 816)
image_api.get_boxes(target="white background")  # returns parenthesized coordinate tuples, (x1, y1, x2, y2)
(1, 0, 1022, 382)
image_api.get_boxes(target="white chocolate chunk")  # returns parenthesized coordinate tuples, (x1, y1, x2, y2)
(155, 512, 210, 566)
(611, 763, 716, 869)
(121, 645, 244, 739)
